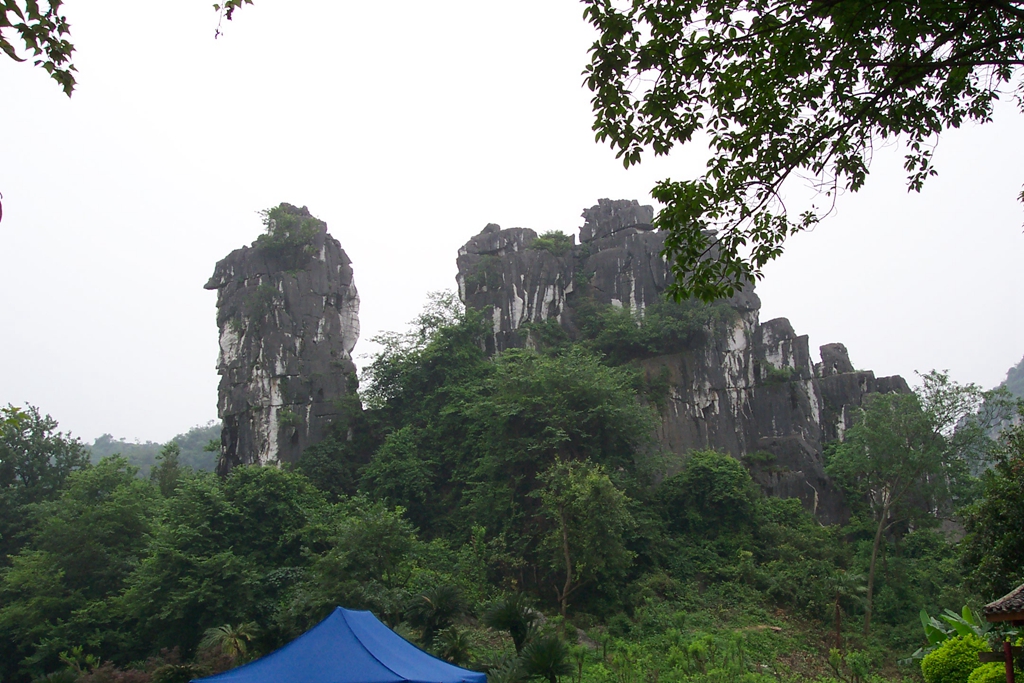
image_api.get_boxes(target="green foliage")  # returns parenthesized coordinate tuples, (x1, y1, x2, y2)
(536, 460, 635, 616)
(573, 298, 736, 365)
(198, 623, 256, 664)
(406, 584, 466, 646)
(911, 606, 992, 662)
(3, 0, 252, 96)
(359, 427, 441, 532)
(0, 1, 75, 95)
(434, 626, 474, 666)
(483, 594, 539, 654)
(243, 283, 282, 323)
(826, 376, 989, 635)
(0, 457, 158, 678)
(968, 662, 1021, 683)
(583, 0, 1024, 300)
(2, 295, 1009, 683)
(519, 319, 570, 351)
(87, 423, 221, 477)
(213, 0, 253, 23)
(828, 648, 872, 683)
(659, 451, 758, 538)
(279, 408, 302, 429)
(519, 634, 572, 683)
(252, 203, 323, 268)
(760, 363, 797, 385)
(1, 404, 90, 564)
(302, 499, 418, 620)
(151, 442, 183, 497)
(920, 634, 987, 683)
(960, 408, 1024, 597)
(530, 231, 574, 257)
(293, 393, 373, 501)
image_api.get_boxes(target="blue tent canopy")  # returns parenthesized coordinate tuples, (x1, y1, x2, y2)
(193, 608, 486, 683)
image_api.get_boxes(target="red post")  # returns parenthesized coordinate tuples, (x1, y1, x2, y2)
(1005, 640, 1016, 683)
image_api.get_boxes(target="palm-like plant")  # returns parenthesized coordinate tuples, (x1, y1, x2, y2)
(199, 623, 257, 663)
(484, 654, 526, 683)
(482, 594, 539, 654)
(151, 663, 206, 683)
(520, 635, 573, 683)
(435, 626, 474, 667)
(406, 584, 467, 646)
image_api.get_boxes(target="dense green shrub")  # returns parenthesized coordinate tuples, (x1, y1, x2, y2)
(252, 203, 322, 268)
(920, 635, 987, 683)
(968, 662, 1014, 683)
(529, 231, 573, 256)
(960, 411, 1024, 597)
(573, 297, 736, 365)
(658, 450, 758, 538)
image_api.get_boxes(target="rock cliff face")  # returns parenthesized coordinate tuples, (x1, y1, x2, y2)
(456, 199, 909, 523)
(205, 205, 359, 471)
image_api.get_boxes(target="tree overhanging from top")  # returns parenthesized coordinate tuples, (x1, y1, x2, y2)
(0, 0, 252, 95)
(0, 0, 75, 95)
(583, 0, 1024, 301)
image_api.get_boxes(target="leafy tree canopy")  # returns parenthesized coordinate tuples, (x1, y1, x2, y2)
(826, 373, 993, 635)
(960, 407, 1024, 597)
(583, 0, 1024, 300)
(1, 404, 90, 564)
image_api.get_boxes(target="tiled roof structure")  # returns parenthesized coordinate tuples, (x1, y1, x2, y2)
(983, 583, 1024, 620)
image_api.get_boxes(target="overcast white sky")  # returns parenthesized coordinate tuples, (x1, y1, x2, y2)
(2, 1, 1022, 444)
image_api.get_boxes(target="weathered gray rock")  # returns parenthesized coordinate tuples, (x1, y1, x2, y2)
(579, 198, 655, 242)
(455, 199, 909, 523)
(817, 343, 855, 376)
(205, 204, 359, 471)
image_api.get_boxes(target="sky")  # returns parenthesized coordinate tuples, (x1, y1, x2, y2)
(2, 1, 1022, 444)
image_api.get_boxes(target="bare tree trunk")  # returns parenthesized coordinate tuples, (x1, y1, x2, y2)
(834, 593, 842, 652)
(559, 507, 572, 618)
(865, 503, 888, 636)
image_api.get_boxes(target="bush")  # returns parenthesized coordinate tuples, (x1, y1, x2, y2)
(573, 298, 736, 365)
(253, 203, 322, 268)
(529, 231, 573, 256)
(658, 450, 758, 538)
(967, 663, 1007, 683)
(920, 635, 987, 683)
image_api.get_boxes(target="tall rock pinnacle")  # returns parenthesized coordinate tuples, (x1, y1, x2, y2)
(205, 203, 359, 471)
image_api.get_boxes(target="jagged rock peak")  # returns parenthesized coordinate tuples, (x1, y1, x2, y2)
(204, 203, 360, 472)
(580, 198, 655, 242)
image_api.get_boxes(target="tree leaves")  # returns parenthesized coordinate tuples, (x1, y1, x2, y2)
(583, 0, 1024, 300)
(1, 0, 75, 94)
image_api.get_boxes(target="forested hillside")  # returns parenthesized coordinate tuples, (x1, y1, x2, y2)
(86, 424, 221, 477)
(1, 296, 1022, 683)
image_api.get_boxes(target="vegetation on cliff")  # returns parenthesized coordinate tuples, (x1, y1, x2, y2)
(1, 299, 1021, 683)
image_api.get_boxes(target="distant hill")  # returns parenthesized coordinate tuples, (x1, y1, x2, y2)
(87, 422, 221, 477)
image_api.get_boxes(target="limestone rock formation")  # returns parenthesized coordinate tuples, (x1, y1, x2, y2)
(456, 199, 909, 523)
(205, 204, 359, 471)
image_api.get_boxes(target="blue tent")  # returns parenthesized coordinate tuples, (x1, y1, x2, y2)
(193, 608, 486, 683)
